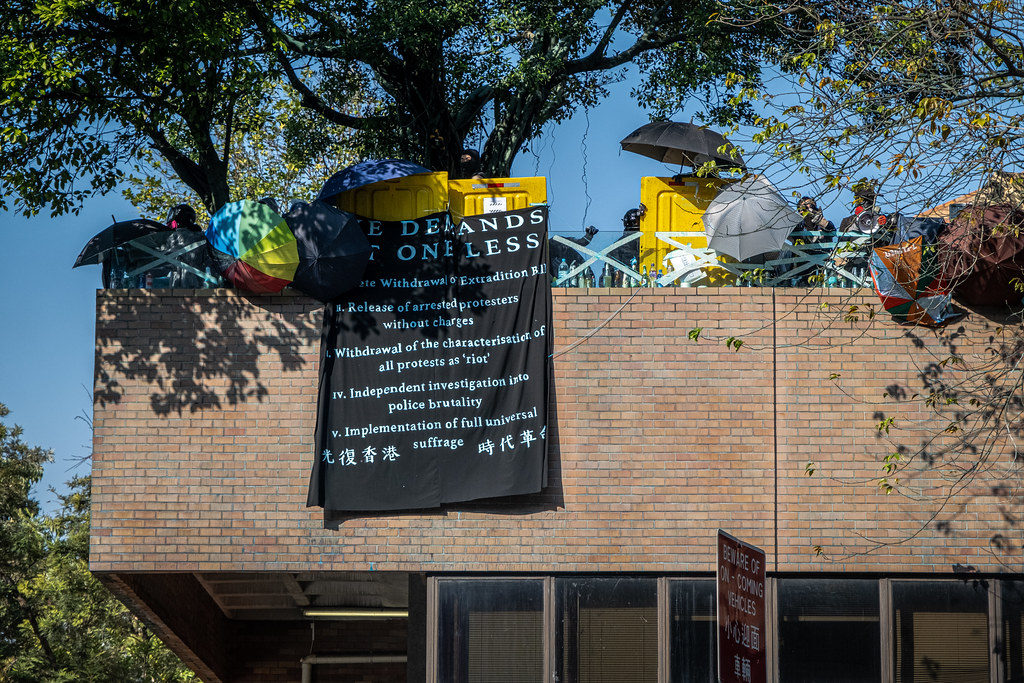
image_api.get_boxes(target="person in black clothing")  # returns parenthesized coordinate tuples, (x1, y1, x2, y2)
(795, 196, 836, 244)
(457, 149, 484, 180)
(606, 204, 646, 273)
(839, 184, 887, 235)
(162, 204, 210, 288)
(549, 225, 599, 279)
(775, 196, 836, 284)
(836, 184, 891, 281)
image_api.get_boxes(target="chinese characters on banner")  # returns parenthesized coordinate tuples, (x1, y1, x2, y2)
(307, 207, 551, 512)
(717, 530, 767, 683)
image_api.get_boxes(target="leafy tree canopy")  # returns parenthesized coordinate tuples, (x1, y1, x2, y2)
(719, 0, 1024, 211)
(709, 0, 1024, 561)
(0, 405, 196, 682)
(1, 0, 780, 217)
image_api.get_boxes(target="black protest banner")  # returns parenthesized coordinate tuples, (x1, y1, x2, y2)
(307, 207, 551, 512)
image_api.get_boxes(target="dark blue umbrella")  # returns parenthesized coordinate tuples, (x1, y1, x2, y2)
(285, 200, 373, 302)
(317, 159, 431, 202)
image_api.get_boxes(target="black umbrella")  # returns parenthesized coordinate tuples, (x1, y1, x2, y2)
(619, 121, 745, 169)
(78, 223, 218, 288)
(285, 200, 373, 302)
(72, 218, 171, 268)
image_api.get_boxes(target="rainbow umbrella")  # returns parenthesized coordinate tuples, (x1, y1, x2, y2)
(869, 236, 956, 327)
(206, 200, 299, 293)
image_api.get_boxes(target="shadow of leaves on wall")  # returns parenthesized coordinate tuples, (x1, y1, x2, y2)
(867, 309, 1024, 563)
(95, 290, 323, 416)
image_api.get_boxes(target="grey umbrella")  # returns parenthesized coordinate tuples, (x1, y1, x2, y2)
(620, 121, 745, 169)
(702, 175, 801, 261)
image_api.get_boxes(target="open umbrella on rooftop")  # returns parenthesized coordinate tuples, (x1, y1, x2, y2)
(73, 217, 220, 288)
(72, 218, 171, 268)
(869, 236, 957, 326)
(206, 199, 299, 293)
(620, 121, 745, 170)
(285, 200, 372, 302)
(701, 175, 799, 261)
(317, 159, 432, 203)
(938, 204, 1024, 307)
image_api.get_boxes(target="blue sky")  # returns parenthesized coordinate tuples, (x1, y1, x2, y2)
(1, 191, 136, 507)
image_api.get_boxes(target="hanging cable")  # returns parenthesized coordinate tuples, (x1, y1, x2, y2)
(551, 286, 644, 358)
(579, 109, 592, 229)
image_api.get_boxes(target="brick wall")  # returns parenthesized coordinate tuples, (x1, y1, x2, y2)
(90, 288, 1024, 576)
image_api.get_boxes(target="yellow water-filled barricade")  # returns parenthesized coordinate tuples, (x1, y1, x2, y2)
(448, 177, 547, 222)
(330, 172, 547, 225)
(638, 176, 737, 286)
(332, 171, 449, 221)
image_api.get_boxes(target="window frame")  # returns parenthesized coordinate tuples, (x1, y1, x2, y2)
(428, 575, 1019, 683)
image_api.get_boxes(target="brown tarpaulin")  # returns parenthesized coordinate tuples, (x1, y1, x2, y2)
(938, 204, 1024, 307)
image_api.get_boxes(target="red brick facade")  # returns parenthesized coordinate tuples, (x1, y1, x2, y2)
(90, 287, 1023, 680)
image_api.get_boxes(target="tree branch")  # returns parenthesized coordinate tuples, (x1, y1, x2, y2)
(277, 52, 373, 130)
(1, 574, 57, 667)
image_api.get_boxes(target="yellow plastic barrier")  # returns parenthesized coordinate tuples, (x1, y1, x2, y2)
(638, 176, 737, 285)
(333, 171, 449, 221)
(448, 177, 547, 222)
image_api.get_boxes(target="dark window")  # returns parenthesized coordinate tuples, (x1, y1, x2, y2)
(1003, 581, 1024, 681)
(668, 580, 717, 683)
(437, 579, 544, 683)
(777, 579, 880, 682)
(556, 577, 658, 683)
(893, 580, 989, 683)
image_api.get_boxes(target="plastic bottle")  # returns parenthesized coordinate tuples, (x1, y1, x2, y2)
(569, 260, 579, 287)
(557, 259, 569, 286)
(629, 257, 639, 287)
(600, 263, 612, 288)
